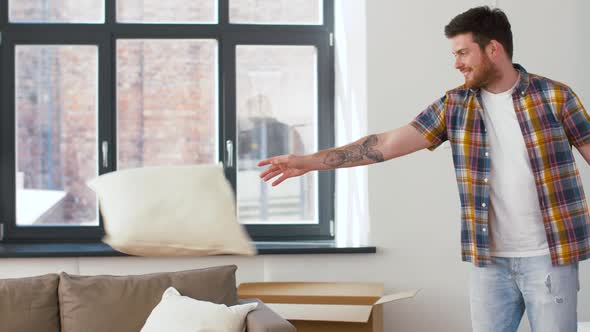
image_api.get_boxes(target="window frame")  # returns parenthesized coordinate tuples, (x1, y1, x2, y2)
(0, 0, 335, 244)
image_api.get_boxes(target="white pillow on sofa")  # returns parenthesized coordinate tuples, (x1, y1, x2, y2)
(87, 164, 256, 256)
(141, 287, 257, 332)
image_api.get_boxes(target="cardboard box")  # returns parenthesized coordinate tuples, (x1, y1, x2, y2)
(238, 282, 419, 332)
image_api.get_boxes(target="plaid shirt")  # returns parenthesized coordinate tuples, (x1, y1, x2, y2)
(411, 64, 590, 267)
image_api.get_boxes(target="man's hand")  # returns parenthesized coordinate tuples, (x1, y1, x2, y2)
(258, 154, 312, 186)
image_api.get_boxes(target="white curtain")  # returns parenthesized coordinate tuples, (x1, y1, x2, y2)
(334, 0, 369, 246)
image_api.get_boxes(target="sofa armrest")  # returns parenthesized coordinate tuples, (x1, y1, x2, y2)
(239, 299, 296, 332)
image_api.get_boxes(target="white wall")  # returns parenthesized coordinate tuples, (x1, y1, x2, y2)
(1, 1, 590, 332)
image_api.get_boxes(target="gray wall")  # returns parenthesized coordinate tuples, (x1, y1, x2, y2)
(1, 1, 589, 331)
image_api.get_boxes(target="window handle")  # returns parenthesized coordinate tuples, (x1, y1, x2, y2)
(226, 140, 233, 168)
(102, 141, 109, 168)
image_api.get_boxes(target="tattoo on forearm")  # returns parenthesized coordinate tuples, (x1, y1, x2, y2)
(323, 135, 384, 167)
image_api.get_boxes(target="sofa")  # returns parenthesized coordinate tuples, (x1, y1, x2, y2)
(0, 264, 296, 332)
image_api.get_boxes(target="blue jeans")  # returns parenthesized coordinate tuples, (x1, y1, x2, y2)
(470, 255, 580, 332)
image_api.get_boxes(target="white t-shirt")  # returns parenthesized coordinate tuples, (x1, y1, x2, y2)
(480, 79, 549, 257)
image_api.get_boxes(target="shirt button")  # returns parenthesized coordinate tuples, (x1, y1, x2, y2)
(485, 152, 489, 157)
(484, 178, 488, 183)
(482, 227, 487, 232)
(521, 91, 525, 96)
(481, 203, 487, 208)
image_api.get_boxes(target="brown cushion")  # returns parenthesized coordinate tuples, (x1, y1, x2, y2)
(58, 265, 238, 332)
(0, 274, 60, 332)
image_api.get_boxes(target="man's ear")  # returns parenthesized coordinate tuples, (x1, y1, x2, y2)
(488, 40, 501, 58)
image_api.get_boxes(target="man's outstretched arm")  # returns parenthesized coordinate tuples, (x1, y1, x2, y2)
(258, 124, 432, 186)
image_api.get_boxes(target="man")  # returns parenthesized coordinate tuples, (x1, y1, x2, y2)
(258, 6, 590, 332)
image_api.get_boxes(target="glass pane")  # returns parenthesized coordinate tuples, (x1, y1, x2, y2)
(9, 0, 104, 23)
(230, 0, 322, 25)
(236, 45, 318, 224)
(16, 45, 98, 226)
(117, 0, 216, 23)
(117, 39, 218, 169)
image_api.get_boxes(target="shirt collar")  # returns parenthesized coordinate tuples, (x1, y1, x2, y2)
(468, 63, 530, 96)
(513, 63, 530, 96)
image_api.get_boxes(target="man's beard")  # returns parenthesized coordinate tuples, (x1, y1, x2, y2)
(464, 56, 498, 89)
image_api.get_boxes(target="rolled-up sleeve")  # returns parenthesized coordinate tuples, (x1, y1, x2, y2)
(409, 95, 448, 151)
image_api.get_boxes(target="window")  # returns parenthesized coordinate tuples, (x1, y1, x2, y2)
(0, 0, 334, 243)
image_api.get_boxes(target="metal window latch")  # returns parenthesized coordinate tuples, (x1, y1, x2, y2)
(330, 220, 335, 237)
(329, 32, 334, 47)
(101, 141, 109, 168)
(226, 140, 234, 168)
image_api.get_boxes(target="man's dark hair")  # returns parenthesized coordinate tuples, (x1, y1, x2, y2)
(445, 6, 513, 59)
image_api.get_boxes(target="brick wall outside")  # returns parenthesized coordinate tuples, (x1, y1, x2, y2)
(16, 46, 99, 225)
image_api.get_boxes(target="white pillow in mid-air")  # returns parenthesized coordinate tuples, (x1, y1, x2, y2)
(87, 164, 256, 256)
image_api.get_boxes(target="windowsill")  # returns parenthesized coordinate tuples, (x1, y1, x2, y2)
(0, 241, 376, 258)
